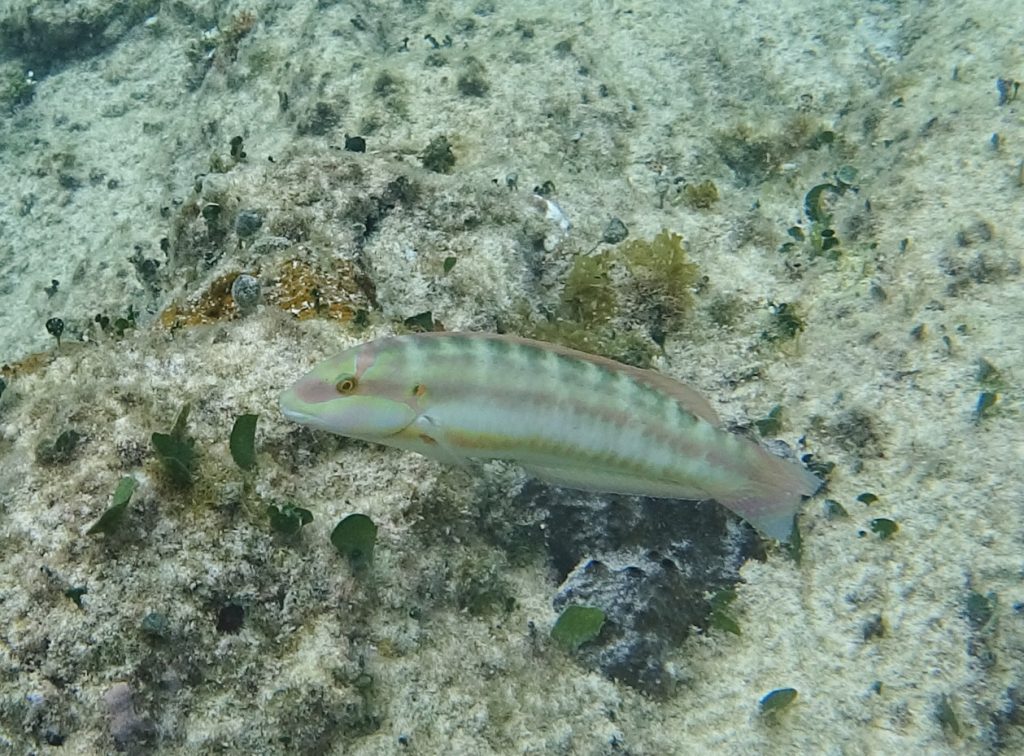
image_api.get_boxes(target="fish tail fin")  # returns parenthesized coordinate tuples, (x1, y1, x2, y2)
(715, 449, 822, 542)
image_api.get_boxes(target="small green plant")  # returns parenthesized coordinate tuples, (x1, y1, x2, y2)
(763, 302, 805, 342)
(869, 518, 898, 539)
(709, 588, 741, 636)
(975, 358, 1003, 389)
(561, 251, 616, 325)
(935, 694, 961, 736)
(403, 311, 439, 332)
(140, 611, 170, 640)
(229, 413, 258, 470)
(786, 518, 803, 564)
(973, 392, 998, 423)
(759, 687, 798, 718)
(420, 135, 455, 173)
(331, 513, 377, 569)
(620, 229, 699, 323)
(0, 65, 34, 114)
(965, 591, 996, 630)
(551, 605, 605, 651)
(151, 404, 197, 487)
(36, 429, 83, 466)
(824, 499, 848, 519)
(267, 503, 313, 536)
(856, 492, 879, 505)
(87, 477, 137, 536)
(754, 405, 784, 437)
(65, 586, 87, 608)
(682, 180, 719, 209)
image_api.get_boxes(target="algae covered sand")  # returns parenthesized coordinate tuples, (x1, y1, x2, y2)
(1, 0, 1022, 752)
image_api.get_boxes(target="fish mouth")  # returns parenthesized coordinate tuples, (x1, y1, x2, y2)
(280, 405, 317, 424)
(279, 387, 322, 427)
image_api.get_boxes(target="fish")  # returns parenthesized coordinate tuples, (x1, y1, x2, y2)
(279, 332, 821, 541)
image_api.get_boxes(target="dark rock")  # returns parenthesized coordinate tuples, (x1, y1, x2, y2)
(514, 483, 762, 696)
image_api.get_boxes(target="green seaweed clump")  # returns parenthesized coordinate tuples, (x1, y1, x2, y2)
(551, 605, 605, 651)
(420, 135, 456, 173)
(561, 251, 616, 325)
(682, 180, 719, 209)
(267, 503, 313, 536)
(518, 229, 702, 365)
(0, 65, 34, 114)
(620, 229, 699, 323)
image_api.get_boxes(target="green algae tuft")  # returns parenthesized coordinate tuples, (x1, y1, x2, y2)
(551, 605, 605, 651)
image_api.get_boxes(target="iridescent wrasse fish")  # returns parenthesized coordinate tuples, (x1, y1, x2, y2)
(279, 332, 821, 541)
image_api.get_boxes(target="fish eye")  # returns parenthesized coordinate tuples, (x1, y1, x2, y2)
(335, 376, 357, 394)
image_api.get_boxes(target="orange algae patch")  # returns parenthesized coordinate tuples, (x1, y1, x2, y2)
(159, 258, 370, 329)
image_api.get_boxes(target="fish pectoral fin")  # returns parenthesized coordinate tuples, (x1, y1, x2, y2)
(411, 414, 476, 471)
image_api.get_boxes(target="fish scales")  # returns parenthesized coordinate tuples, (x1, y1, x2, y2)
(279, 332, 821, 541)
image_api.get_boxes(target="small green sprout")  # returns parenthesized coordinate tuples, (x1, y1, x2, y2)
(709, 588, 741, 636)
(64, 586, 87, 608)
(856, 492, 879, 505)
(561, 251, 616, 325)
(267, 503, 313, 536)
(935, 694, 961, 736)
(229, 413, 258, 470)
(804, 183, 842, 225)
(404, 311, 438, 332)
(763, 302, 805, 342)
(140, 612, 170, 640)
(835, 165, 859, 186)
(420, 135, 456, 174)
(786, 518, 803, 564)
(824, 499, 848, 519)
(973, 391, 998, 423)
(551, 605, 605, 651)
(975, 357, 1002, 388)
(965, 591, 996, 630)
(759, 687, 798, 718)
(754, 405, 784, 437)
(112, 305, 138, 337)
(36, 428, 83, 466)
(331, 513, 377, 570)
(151, 404, 197, 487)
(869, 518, 898, 539)
(87, 477, 137, 536)
(682, 180, 720, 209)
(442, 256, 457, 274)
(45, 317, 65, 347)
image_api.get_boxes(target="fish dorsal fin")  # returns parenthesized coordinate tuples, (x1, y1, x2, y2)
(511, 335, 720, 426)
(613, 360, 721, 427)
(438, 332, 722, 427)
